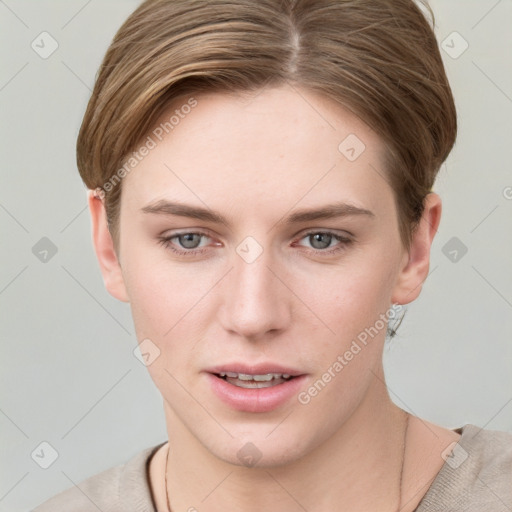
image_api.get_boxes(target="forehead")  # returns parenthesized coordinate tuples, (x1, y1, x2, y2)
(120, 85, 392, 218)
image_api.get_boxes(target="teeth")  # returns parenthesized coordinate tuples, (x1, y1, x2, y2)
(229, 379, 281, 389)
(217, 372, 293, 380)
(252, 374, 274, 381)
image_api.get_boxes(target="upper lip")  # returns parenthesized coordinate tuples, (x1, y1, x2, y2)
(205, 363, 305, 377)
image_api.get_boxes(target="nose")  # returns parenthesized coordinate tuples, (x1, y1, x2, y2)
(218, 242, 291, 341)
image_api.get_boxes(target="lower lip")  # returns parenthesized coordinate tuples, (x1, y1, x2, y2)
(206, 373, 307, 413)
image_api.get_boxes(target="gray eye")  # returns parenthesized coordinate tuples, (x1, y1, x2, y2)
(178, 233, 203, 249)
(308, 233, 333, 249)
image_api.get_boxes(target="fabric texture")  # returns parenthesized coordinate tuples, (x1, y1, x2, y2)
(32, 424, 512, 511)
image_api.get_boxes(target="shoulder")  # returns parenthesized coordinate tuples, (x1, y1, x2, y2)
(32, 442, 165, 512)
(416, 424, 512, 512)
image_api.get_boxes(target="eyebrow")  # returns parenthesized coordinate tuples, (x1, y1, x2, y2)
(141, 199, 375, 226)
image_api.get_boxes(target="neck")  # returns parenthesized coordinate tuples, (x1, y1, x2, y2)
(161, 372, 414, 512)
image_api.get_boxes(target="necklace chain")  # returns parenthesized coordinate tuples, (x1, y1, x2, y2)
(164, 412, 410, 512)
(397, 411, 410, 512)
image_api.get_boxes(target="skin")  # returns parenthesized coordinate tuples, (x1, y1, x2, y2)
(89, 85, 461, 511)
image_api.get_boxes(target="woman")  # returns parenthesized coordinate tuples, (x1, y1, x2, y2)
(33, 0, 512, 510)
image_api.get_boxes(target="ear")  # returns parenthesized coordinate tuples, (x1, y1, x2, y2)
(87, 189, 129, 303)
(391, 192, 442, 305)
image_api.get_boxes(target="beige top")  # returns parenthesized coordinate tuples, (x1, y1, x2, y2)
(32, 424, 512, 511)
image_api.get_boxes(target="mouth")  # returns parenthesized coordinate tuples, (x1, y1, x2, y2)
(206, 368, 307, 412)
(205, 363, 306, 412)
(213, 372, 296, 389)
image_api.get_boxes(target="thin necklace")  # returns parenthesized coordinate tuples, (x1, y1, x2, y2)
(164, 412, 410, 512)
(397, 411, 410, 511)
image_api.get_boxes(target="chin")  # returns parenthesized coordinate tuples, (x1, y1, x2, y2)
(195, 422, 318, 469)
(219, 440, 307, 469)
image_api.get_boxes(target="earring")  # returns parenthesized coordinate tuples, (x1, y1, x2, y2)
(93, 187, 105, 200)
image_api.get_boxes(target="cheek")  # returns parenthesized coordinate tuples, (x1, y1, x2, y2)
(125, 265, 209, 391)
(122, 247, 220, 376)
(294, 254, 397, 342)
(291, 261, 396, 420)
(121, 238, 207, 330)
(124, 265, 169, 336)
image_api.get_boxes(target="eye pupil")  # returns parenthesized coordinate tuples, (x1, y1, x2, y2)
(310, 233, 332, 249)
(179, 233, 201, 248)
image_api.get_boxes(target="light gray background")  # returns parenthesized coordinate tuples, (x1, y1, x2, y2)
(1, 1, 511, 511)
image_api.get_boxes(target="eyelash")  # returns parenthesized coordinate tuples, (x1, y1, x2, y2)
(157, 230, 353, 257)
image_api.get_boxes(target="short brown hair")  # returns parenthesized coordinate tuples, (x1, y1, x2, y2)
(76, 0, 457, 252)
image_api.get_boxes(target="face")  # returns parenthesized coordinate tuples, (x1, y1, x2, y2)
(100, 85, 425, 467)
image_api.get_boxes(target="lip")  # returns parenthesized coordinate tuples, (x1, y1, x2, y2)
(204, 363, 307, 413)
